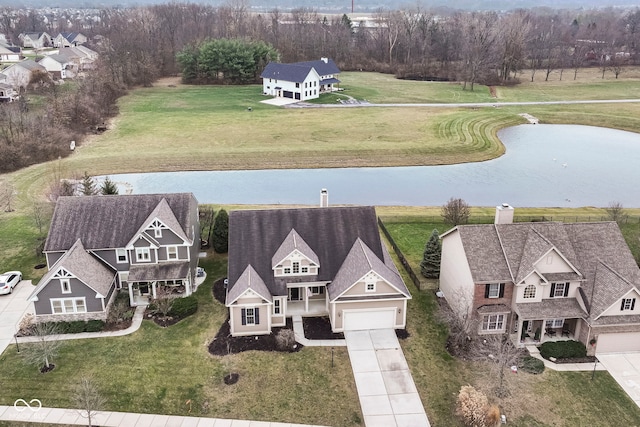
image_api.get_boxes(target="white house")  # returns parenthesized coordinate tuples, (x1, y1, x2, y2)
(0, 60, 46, 89)
(0, 44, 21, 62)
(260, 58, 340, 101)
(39, 54, 73, 79)
(18, 32, 52, 49)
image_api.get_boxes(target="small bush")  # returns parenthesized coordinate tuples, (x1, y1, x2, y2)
(168, 296, 198, 318)
(456, 385, 489, 427)
(519, 355, 545, 374)
(67, 321, 87, 334)
(540, 340, 587, 360)
(85, 320, 105, 332)
(275, 329, 296, 351)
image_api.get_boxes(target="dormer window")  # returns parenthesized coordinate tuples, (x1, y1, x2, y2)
(550, 282, 570, 298)
(523, 285, 536, 299)
(621, 298, 636, 311)
(292, 262, 300, 274)
(366, 282, 376, 292)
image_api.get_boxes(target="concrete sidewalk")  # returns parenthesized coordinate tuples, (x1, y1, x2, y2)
(0, 405, 330, 427)
(292, 315, 345, 347)
(345, 329, 430, 427)
(526, 346, 606, 372)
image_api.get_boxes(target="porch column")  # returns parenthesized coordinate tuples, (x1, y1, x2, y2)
(128, 282, 134, 307)
(185, 279, 192, 296)
(152, 281, 157, 299)
(516, 318, 524, 346)
(304, 286, 309, 313)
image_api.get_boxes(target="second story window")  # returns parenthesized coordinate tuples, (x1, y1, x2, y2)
(523, 285, 536, 299)
(485, 283, 504, 299)
(136, 247, 151, 262)
(167, 246, 178, 260)
(550, 282, 570, 298)
(292, 262, 300, 274)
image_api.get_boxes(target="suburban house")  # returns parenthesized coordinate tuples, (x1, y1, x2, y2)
(28, 193, 200, 321)
(225, 197, 411, 336)
(53, 32, 87, 48)
(0, 60, 46, 89)
(0, 44, 21, 62)
(59, 46, 98, 70)
(439, 204, 640, 355)
(18, 32, 52, 49)
(260, 57, 340, 101)
(38, 54, 73, 80)
(0, 82, 17, 102)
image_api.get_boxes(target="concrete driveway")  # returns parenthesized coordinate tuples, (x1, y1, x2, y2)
(598, 353, 640, 408)
(0, 280, 35, 355)
(345, 329, 430, 427)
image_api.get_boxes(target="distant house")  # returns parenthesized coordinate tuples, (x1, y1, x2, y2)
(0, 59, 46, 89)
(0, 44, 21, 63)
(439, 204, 640, 355)
(0, 82, 18, 102)
(28, 193, 201, 322)
(38, 54, 73, 80)
(225, 196, 411, 336)
(59, 46, 98, 70)
(18, 32, 52, 49)
(53, 32, 87, 48)
(260, 57, 340, 101)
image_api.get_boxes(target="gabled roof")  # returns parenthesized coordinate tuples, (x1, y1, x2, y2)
(293, 58, 340, 76)
(260, 62, 317, 83)
(127, 198, 191, 246)
(4, 59, 45, 72)
(228, 206, 386, 297)
(44, 193, 198, 252)
(329, 238, 410, 301)
(40, 54, 70, 65)
(29, 239, 115, 301)
(271, 228, 319, 269)
(226, 265, 273, 305)
(447, 221, 640, 320)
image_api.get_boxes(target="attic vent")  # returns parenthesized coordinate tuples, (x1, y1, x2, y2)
(320, 189, 329, 207)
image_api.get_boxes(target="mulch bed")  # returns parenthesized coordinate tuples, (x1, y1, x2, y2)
(40, 364, 55, 374)
(209, 318, 302, 355)
(102, 318, 133, 331)
(303, 317, 344, 340)
(213, 277, 226, 304)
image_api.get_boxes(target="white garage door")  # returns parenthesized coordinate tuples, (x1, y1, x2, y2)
(343, 309, 396, 331)
(597, 332, 640, 354)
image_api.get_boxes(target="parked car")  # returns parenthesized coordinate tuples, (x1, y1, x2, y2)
(0, 271, 22, 295)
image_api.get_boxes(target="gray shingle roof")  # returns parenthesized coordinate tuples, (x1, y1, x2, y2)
(271, 228, 319, 268)
(453, 221, 640, 320)
(29, 239, 115, 301)
(44, 193, 197, 252)
(227, 206, 390, 298)
(226, 265, 273, 305)
(293, 59, 340, 76)
(260, 58, 340, 83)
(128, 261, 190, 282)
(515, 298, 587, 319)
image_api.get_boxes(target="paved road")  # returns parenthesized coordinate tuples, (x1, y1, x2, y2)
(0, 280, 34, 354)
(285, 98, 640, 109)
(345, 329, 430, 427)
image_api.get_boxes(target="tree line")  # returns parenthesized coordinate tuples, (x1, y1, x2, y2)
(2, 3, 640, 173)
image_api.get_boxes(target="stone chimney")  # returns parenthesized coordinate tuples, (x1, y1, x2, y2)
(321, 57, 328, 63)
(494, 203, 514, 224)
(320, 189, 329, 207)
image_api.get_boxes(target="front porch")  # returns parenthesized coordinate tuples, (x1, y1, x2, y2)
(286, 283, 329, 317)
(513, 317, 581, 347)
(287, 299, 328, 316)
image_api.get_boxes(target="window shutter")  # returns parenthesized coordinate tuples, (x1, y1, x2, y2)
(550, 283, 556, 298)
(241, 308, 246, 325)
(622, 299, 626, 311)
(632, 299, 636, 310)
(484, 285, 490, 298)
(499, 283, 505, 298)
(564, 283, 570, 297)
(255, 308, 260, 324)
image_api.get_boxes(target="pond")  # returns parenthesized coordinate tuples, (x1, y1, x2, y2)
(109, 124, 640, 207)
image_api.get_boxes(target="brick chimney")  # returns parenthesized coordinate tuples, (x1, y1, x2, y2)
(320, 189, 329, 207)
(494, 203, 514, 224)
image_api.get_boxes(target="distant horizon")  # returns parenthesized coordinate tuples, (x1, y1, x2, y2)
(3, 0, 640, 12)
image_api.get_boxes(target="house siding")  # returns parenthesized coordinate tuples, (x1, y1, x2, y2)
(33, 277, 112, 315)
(93, 249, 126, 271)
(440, 230, 475, 316)
(341, 277, 398, 297)
(230, 305, 271, 336)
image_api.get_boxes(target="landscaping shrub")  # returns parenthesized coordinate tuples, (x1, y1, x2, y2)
(539, 340, 587, 360)
(68, 321, 88, 334)
(168, 296, 198, 318)
(85, 320, 105, 332)
(275, 329, 297, 351)
(518, 355, 545, 374)
(456, 385, 489, 427)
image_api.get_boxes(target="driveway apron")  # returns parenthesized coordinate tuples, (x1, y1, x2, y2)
(0, 280, 34, 355)
(598, 353, 640, 408)
(344, 329, 430, 427)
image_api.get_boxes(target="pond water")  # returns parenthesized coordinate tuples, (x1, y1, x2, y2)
(109, 124, 640, 207)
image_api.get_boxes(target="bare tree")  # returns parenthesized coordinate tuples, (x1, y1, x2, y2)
(73, 376, 107, 427)
(606, 201, 628, 224)
(0, 180, 16, 212)
(438, 289, 477, 355)
(442, 197, 471, 226)
(459, 12, 498, 90)
(153, 288, 174, 318)
(21, 322, 62, 372)
(29, 197, 53, 237)
(473, 334, 522, 397)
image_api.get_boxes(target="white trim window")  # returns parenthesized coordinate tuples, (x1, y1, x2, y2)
(545, 318, 564, 329)
(167, 246, 178, 260)
(482, 314, 505, 331)
(116, 248, 128, 263)
(154, 228, 162, 238)
(523, 285, 536, 299)
(136, 247, 151, 262)
(60, 279, 71, 294)
(621, 298, 636, 311)
(245, 308, 255, 325)
(51, 297, 87, 314)
(365, 281, 376, 292)
(273, 299, 281, 315)
(292, 261, 300, 274)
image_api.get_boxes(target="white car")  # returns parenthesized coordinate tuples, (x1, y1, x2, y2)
(0, 271, 22, 295)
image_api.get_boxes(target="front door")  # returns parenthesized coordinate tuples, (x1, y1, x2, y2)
(288, 287, 302, 301)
